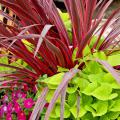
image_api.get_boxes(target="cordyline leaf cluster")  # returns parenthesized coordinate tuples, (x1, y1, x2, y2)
(0, 0, 120, 119)
(0, 0, 120, 81)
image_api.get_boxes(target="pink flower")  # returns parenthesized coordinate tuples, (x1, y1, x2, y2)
(3, 95, 9, 103)
(6, 113, 12, 120)
(0, 107, 3, 118)
(14, 102, 21, 113)
(16, 90, 26, 99)
(12, 92, 17, 101)
(2, 105, 8, 113)
(12, 90, 26, 101)
(17, 111, 26, 120)
(23, 98, 34, 109)
(33, 86, 37, 93)
(7, 102, 13, 113)
(22, 83, 28, 91)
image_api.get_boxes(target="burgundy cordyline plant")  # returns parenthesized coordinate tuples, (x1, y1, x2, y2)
(0, 0, 120, 120)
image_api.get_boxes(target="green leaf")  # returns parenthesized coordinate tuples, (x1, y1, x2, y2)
(42, 72, 64, 86)
(110, 99, 120, 112)
(49, 118, 59, 120)
(55, 103, 71, 118)
(108, 54, 120, 66)
(46, 90, 60, 103)
(88, 73, 105, 83)
(0, 56, 10, 71)
(93, 51, 107, 60)
(0, 56, 27, 72)
(77, 78, 90, 91)
(118, 117, 120, 120)
(103, 73, 120, 89)
(70, 105, 87, 118)
(60, 12, 69, 22)
(67, 84, 78, 94)
(82, 82, 98, 95)
(81, 112, 98, 120)
(81, 94, 93, 107)
(107, 112, 120, 119)
(47, 84, 58, 89)
(72, 47, 78, 62)
(79, 72, 88, 79)
(97, 37, 105, 49)
(83, 45, 91, 57)
(92, 83, 117, 100)
(103, 73, 116, 83)
(10, 59, 28, 67)
(67, 87, 77, 94)
(90, 101, 108, 117)
(68, 93, 77, 107)
(37, 74, 48, 82)
(99, 115, 109, 120)
(57, 66, 69, 72)
(34, 89, 42, 100)
(84, 61, 103, 74)
(90, 36, 98, 48)
(64, 20, 71, 31)
(50, 105, 59, 118)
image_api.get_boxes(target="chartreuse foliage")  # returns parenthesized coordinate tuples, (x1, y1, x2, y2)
(35, 50, 120, 119)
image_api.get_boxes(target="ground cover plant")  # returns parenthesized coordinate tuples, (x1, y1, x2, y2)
(0, 0, 120, 119)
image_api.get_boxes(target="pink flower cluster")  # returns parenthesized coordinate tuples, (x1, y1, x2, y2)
(0, 87, 34, 120)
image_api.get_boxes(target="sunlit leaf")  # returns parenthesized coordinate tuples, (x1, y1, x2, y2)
(92, 83, 117, 100)
(68, 93, 77, 107)
(55, 103, 70, 118)
(108, 54, 120, 66)
(57, 66, 69, 72)
(72, 47, 78, 62)
(70, 105, 87, 118)
(110, 99, 120, 112)
(90, 101, 108, 117)
(83, 45, 91, 57)
(93, 51, 107, 60)
(42, 73, 64, 86)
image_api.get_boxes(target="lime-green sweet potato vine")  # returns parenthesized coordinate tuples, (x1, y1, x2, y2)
(0, 0, 120, 120)
(35, 51, 120, 120)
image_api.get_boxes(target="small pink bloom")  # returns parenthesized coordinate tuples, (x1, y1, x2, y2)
(14, 102, 21, 113)
(33, 86, 37, 93)
(2, 105, 8, 113)
(12, 92, 16, 97)
(17, 111, 26, 120)
(23, 98, 34, 109)
(16, 90, 26, 99)
(7, 102, 13, 113)
(0, 107, 3, 118)
(6, 113, 12, 120)
(21, 93, 27, 98)
(12, 92, 17, 101)
(3, 83, 7, 86)
(3, 95, 9, 103)
(22, 83, 28, 91)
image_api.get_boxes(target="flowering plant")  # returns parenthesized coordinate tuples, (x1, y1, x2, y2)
(0, 82, 35, 120)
